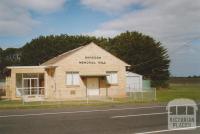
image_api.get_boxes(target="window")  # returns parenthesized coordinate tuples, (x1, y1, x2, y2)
(187, 106, 194, 115)
(16, 73, 45, 96)
(66, 72, 80, 86)
(16, 73, 23, 88)
(170, 106, 176, 115)
(106, 71, 118, 84)
(177, 106, 186, 115)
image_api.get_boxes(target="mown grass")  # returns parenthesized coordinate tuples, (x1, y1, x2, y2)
(157, 84, 200, 102)
(0, 98, 159, 110)
(0, 100, 116, 110)
(0, 84, 199, 109)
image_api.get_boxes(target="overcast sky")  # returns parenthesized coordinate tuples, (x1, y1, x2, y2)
(0, 0, 200, 76)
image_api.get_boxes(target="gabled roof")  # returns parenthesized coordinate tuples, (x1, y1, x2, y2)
(7, 65, 57, 69)
(126, 71, 142, 77)
(41, 42, 130, 66)
(41, 45, 85, 66)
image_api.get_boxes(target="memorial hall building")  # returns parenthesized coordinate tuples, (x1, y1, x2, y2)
(6, 42, 130, 101)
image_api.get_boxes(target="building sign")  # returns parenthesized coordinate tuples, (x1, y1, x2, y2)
(79, 56, 106, 64)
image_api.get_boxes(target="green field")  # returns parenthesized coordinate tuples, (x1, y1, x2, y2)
(0, 84, 199, 109)
(157, 84, 200, 102)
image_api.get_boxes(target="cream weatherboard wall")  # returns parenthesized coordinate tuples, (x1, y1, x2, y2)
(6, 42, 129, 100)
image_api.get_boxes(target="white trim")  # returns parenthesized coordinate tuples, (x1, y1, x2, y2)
(7, 65, 57, 69)
(65, 72, 80, 86)
(7, 66, 46, 69)
(111, 112, 168, 119)
(106, 71, 118, 84)
(0, 105, 166, 118)
(126, 71, 142, 77)
(45, 72, 48, 98)
(16, 73, 45, 96)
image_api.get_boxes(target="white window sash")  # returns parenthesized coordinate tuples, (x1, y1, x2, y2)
(16, 88, 22, 97)
(112, 73, 118, 84)
(106, 72, 118, 84)
(73, 73, 80, 85)
(106, 75, 112, 84)
(66, 73, 73, 85)
(66, 72, 80, 86)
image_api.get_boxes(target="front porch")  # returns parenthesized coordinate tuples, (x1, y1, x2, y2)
(5, 66, 48, 101)
(16, 73, 45, 102)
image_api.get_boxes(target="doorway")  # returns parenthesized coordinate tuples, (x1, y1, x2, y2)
(23, 78, 39, 95)
(87, 78, 99, 96)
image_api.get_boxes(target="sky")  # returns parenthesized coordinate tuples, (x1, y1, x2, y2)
(0, 0, 200, 76)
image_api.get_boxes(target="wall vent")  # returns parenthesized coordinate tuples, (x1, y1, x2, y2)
(70, 90, 76, 95)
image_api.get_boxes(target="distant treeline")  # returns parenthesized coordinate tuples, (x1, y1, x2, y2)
(170, 77, 200, 84)
(0, 31, 170, 87)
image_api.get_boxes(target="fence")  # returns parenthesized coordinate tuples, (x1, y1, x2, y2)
(126, 88, 156, 101)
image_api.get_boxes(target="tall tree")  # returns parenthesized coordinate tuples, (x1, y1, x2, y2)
(0, 48, 21, 78)
(0, 48, 3, 79)
(0, 32, 170, 88)
(20, 35, 107, 65)
(108, 31, 170, 88)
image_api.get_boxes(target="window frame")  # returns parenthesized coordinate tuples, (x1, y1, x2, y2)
(65, 72, 80, 86)
(16, 73, 45, 97)
(106, 71, 118, 85)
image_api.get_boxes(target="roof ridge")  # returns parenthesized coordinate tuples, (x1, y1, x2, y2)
(55, 45, 84, 58)
(41, 44, 87, 66)
(56, 41, 92, 58)
(41, 42, 130, 66)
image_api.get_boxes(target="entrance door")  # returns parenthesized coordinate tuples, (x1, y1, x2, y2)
(31, 78, 39, 94)
(23, 79, 31, 95)
(87, 78, 99, 96)
(23, 78, 39, 95)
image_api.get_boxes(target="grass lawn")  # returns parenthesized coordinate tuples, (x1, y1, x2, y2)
(157, 84, 200, 102)
(0, 84, 199, 109)
(0, 100, 118, 110)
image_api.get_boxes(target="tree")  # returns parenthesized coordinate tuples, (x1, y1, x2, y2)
(20, 35, 107, 65)
(0, 32, 170, 88)
(0, 48, 3, 79)
(0, 48, 21, 78)
(108, 31, 170, 88)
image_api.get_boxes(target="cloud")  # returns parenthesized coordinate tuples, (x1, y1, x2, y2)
(91, 0, 200, 40)
(14, 0, 67, 13)
(87, 0, 200, 76)
(0, 0, 66, 36)
(80, 0, 140, 13)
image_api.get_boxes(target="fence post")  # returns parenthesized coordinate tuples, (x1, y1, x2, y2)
(86, 96, 89, 104)
(21, 89, 25, 105)
(129, 85, 131, 101)
(141, 91, 144, 102)
(134, 92, 136, 101)
(154, 88, 157, 101)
